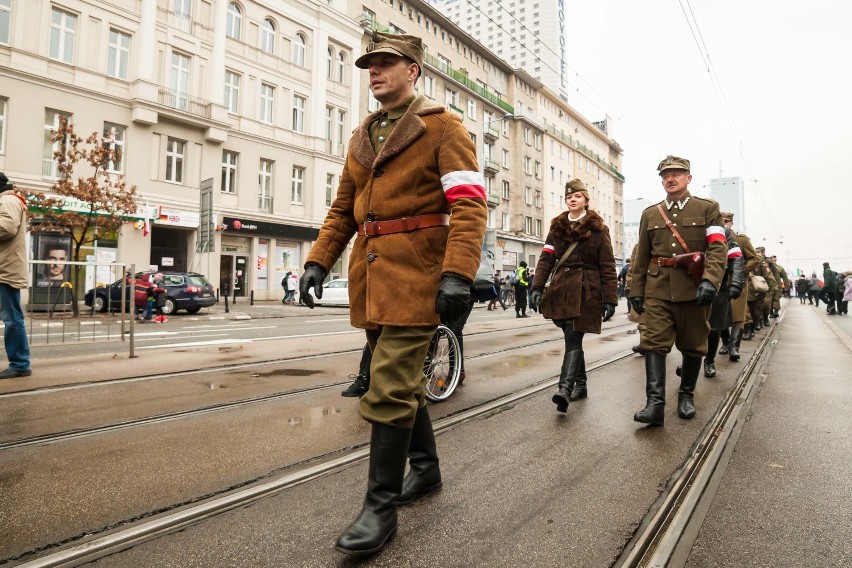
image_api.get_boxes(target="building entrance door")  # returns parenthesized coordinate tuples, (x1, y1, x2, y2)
(219, 254, 249, 297)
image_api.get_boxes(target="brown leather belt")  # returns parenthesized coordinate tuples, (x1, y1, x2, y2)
(358, 213, 450, 237)
(650, 256, 678, 267)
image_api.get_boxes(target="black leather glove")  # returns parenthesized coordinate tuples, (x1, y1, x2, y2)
(602, 303, 616, 322)
(728, 284, 743, 299)
(435, 274, 471, 324)
(696, 279, 717, 306)
(298, 263, 327, 309)
(629, 297, 645, 314)
(529, 288, 542, 313)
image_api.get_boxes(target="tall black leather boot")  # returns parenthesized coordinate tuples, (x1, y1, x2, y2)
(569, 351, 588, 401)
(762, 313, 770, 326)
(728, 327, 743, 361)
(677, 356, 702, 419)
(335, 423, 412, 556)
(552, 349, 582, 412)
(718, 328, 731, 355)
(634, 352, 666, 426)
(397, 405, 442, 505)
(342, 344, 372, 397)
(742, 323, 754, 341)
(704, 332, 719, 378)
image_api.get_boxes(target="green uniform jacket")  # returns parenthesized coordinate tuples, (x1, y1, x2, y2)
(629, 193, 727, 302)
(305, 96, 487, 329)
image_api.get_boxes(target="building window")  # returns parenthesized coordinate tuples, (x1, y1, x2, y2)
(259, 83, 274, 123)
(103, 123, 125, 174)
(165, 138, 185, 183)
(424, 75, 435, 98)
(336, 110, 346, 155)
(0, 97, 6, 154)
(292, 94, 306, 132)
(525, 216, 533, 234)
(258, 158, 273, 212)
(444, 88, 458, 108)
(0, 0, 10, 45)
(291, 166, 304, 204)
(534, 160, 541, 179)
(292, 33, 306, 66)
(221, 150, 238, 193)
(534, 132, 542, 150)
(367, 89, 379, 112)
(525, 186, 532, 204)
(260, 18, 275, 54)
(502, 148, 509, 167)
(224, 70, 240, 113)
(325, 173, 335, 207)
(49, 7, 76, 64)
(337, 51, 346, 82)
(535, 219, 542, 237)
(487, 208, 496, 229)
(501, 212, 510, 231)
(535, 191, 542, 208)
(326, 46, 334, 80)
(467, 98, 476, 118)
(226, 2, 241, 40)
(169, 51, 190, 111)
(42, 109, 71, 178)
(523, 127, 531, 144)
(107, 29, 130, 79)
(325, 106, 333, 141)
(502, 180, 510, 200)
(524, 156, 531, 175)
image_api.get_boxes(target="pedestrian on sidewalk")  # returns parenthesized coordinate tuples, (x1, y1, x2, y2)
(281, 271, 292, 303)
(298, 31, 487, 557)
(529, 178, 618, 413)
(629, 156, 728, 427)
(841, 272, 852, 315)
(0, 173, 32, 379)
(514, 261, 530, 317)
(487, 273, 506, 310)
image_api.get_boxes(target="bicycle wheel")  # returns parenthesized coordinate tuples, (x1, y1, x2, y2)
(424, 325, 461, 402)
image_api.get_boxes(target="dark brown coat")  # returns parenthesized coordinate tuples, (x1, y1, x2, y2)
(531, 210, 618, 334)
(305, 96, 487, 329)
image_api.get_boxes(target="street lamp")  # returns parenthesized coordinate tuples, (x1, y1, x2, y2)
(481, 112, 513, 268)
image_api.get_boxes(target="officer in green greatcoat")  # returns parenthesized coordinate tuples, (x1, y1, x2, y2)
(770, 255, 788, 314)
(629, 156, 728, 426)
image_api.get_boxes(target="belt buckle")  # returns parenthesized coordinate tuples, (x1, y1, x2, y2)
(363, 221, 373, 238)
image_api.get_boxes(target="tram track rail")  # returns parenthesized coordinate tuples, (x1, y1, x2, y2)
(1, 322, 567, 399)
(5, 349, 635, 568)
(614, 311, 784, 568)
(0, 322, 634, 451)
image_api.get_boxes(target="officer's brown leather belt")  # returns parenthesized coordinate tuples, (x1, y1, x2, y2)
(358, 213, 450, 237)
(650, 256, 679, 267)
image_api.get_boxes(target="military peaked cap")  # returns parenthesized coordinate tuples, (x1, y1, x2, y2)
(657, 155, 691, 174)
(355, 31, 424, 77)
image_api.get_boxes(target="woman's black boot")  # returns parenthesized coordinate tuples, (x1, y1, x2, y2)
(569, 351, 588, 401)
(553, 350, 582, 412)
(335, 424, 412, 556)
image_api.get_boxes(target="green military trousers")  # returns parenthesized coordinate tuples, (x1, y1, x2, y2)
(640, 297, 711, 359)
(360, 325, 436, 428)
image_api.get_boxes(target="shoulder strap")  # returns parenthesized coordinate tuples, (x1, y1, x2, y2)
(656, 204, 691, 253)
(545, 241, 579, 287)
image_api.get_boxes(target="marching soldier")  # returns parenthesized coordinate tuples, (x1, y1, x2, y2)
(766, 255, 785, 318)
(299, 32, 487, 555)
(629, 156, 728, 426)
(719, 212, 759, 356)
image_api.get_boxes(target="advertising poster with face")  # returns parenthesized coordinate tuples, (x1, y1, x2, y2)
(37, 235, 72, 287)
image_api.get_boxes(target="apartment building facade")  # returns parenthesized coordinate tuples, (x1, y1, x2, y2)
(352, 0, 624, 273)
(0, 0, 362, 299)
(0, 0, 623, 302)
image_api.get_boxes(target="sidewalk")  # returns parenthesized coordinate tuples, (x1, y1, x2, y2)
(686, 303, 852, 566)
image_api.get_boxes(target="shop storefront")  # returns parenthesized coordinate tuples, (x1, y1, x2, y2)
(219, 217, 320, 300)
(149, 207, 199, 273)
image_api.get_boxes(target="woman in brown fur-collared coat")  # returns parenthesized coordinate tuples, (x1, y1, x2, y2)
(530, 179, 618, 413)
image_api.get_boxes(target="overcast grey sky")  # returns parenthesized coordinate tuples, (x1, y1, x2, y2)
(563, 0, 851, 276)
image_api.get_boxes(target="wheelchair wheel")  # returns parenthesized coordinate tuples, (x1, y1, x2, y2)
(424, 325, 461, 402)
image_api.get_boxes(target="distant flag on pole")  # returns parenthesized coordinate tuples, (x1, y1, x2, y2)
(143, 218, 151, 237)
